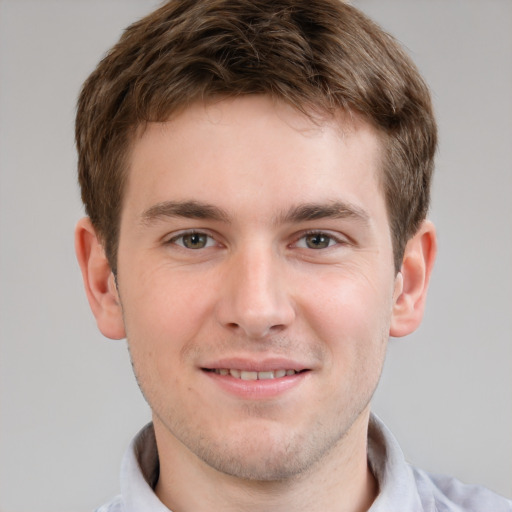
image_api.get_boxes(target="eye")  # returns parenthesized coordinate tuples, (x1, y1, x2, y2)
(295, 232, 340, 250)
(169, 232, 216, 249)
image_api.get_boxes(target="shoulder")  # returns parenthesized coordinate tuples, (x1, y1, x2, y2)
(412, 466, 512, 512)
(94, 495, 124, 512)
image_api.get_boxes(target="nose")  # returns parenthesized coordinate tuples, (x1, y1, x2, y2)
(215, 246, 296, 339)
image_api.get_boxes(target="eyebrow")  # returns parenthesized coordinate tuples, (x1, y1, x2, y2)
(140, 200, 231, 225)
(140, 199, 370, 227)
(278, 201, 370, 226)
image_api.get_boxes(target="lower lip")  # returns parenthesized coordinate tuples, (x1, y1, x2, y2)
(203, 370, 309, 400)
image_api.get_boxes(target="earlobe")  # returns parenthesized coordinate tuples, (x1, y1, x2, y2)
(74, 217, 126, 340)
(390, 220, 437, 338)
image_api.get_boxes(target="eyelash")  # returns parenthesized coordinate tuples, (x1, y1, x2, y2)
(166, 230, 218, 249)
(292, 230, 347, 250)
(166, 230, 347, 251)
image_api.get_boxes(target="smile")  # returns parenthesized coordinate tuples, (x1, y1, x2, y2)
(211, 369, 299, 380)
(203, 366, 310, 399)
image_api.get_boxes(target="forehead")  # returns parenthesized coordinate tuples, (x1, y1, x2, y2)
(123, 96, 386, 225)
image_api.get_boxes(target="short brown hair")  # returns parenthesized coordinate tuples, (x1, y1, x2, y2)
(76, 0, 437, 274)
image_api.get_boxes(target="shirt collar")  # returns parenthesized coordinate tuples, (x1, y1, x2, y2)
(121, 423, 168, 512)
(367, 414, 426, 511)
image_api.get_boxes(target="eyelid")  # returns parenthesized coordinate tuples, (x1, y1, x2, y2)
(165, 229, 219, 248)
(292, 230, 350, 249)
(162, 228, 350, 250)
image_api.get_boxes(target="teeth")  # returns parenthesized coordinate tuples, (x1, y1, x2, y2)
(215, 369, 298, 380)
(241, 371, 258, 380)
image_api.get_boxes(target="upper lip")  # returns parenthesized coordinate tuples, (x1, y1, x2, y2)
(201, 357, 311, 373)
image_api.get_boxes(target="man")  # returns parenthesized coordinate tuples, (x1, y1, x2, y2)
(74, 1, 511, 511)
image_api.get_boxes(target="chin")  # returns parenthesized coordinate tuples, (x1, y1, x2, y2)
(191, 424, 342, 482)
(201, 448, 316, 482)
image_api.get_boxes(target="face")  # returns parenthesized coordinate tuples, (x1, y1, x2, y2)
(115, 96, 401, 480)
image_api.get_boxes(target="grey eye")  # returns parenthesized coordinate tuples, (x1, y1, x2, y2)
(304, 233, 332, 249)
(181, 233, 209, 249)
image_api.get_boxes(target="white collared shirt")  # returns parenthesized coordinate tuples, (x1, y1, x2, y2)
(95, 415, 512, 512)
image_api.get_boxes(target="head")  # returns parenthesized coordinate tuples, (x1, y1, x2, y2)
(76, 0, 436, 276)
(74, 0, 438, 496)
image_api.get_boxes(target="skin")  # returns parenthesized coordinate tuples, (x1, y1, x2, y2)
(76, 96, 436, 512)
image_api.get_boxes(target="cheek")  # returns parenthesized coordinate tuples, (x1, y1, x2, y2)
(299, 266, 393, 360)
(125, 260, 214, 327)
(120, 267, 216, 380)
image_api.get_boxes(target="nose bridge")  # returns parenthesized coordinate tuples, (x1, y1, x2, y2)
(217, 241, 294, 338)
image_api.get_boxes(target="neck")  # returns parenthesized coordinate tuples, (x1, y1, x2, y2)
(154, 411, 378, 512)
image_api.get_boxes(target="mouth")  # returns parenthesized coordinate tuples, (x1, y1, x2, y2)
(204, 368, 307, 380)
(201, 363, 310, 399)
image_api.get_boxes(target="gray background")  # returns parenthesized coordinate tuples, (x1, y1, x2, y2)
(0, 0, 510, 510)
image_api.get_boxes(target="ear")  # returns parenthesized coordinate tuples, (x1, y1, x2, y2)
(74, 217, 126, 340)
(390, 220, 437, 337)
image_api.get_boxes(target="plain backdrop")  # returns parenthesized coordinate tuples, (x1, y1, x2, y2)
(0, 0, 511, 510)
